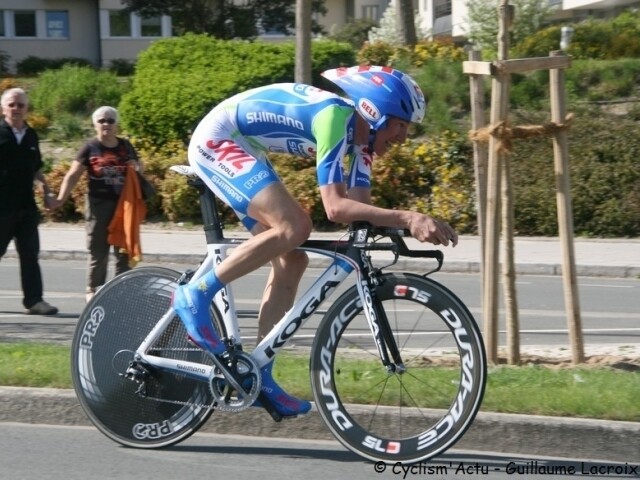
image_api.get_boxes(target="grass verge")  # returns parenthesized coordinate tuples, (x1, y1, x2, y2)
(1, 342, 638, 422)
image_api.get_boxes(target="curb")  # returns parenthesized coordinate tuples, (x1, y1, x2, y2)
(5, 250, 639, 278)
(1, 387, 638, 462)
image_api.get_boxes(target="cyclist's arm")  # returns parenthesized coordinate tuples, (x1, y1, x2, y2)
(320, 183, 457, 246)
(346, 185, 371, 204)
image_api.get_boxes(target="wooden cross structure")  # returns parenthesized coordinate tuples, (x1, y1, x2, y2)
(462, 0, 584, 365)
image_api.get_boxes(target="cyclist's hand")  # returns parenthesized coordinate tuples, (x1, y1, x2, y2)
(409, 213, 458, 247)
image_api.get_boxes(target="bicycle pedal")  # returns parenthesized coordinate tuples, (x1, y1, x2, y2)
(176, 269, 195, 285)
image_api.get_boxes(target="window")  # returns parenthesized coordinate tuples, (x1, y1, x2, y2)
(14, 10, 36, 37)
(140, 15, 162, 37)
(46, 11, 69, 38)
(0, 11, 4, 37)
(434, 0, 452, 19)
(362, 5, 379, 21)
(109, 10, 131, 37)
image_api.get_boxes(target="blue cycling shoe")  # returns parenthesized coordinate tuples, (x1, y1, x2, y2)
(253, 362, 311, 417)
(172, 284, 225, 355)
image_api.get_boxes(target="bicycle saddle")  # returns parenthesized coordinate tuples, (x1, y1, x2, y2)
(169, 165, 198, 177)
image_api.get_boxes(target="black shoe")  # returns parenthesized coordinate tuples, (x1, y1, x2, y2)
(26, 301, 58, 315)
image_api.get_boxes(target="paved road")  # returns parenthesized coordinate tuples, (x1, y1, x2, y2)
(2, 423, 638, 480)
(1, 259, 638, 352)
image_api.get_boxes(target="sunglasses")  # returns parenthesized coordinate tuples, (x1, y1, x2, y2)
(7, 102, 26, 108)
(97, 118, 116, 125)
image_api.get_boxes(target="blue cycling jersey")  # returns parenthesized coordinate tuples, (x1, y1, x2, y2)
(188, 83, 374, 229)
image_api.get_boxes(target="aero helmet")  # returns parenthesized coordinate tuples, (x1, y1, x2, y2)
(321, 66, 426, 131)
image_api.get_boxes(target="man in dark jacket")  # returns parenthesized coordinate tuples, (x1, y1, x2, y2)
(0, 87, 58, 315)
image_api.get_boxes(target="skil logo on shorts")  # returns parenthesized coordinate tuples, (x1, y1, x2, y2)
(204, 140, 256, 178)
(358, 98, 380, 122)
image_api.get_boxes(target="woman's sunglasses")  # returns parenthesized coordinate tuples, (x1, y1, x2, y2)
(7, 102, 26, 108)
(97, 118, 116, 125)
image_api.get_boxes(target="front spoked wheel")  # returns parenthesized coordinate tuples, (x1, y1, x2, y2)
(310, 273, 486, 464)
(71, 267, 216, 448)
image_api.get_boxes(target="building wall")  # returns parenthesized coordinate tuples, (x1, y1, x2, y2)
(98, 0, 171, 66)
(3, 1, 639, 74)
(1, 0, 390, 72)
(0, 0, 101, 72)
(418, 0, 469, 40)
(322, 0, 348, 33)
(0, 0, 173, 72)
(418, 0, 640, 42)
(563, 0, 640, 9)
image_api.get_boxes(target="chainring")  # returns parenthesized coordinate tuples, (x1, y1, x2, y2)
(209, 351, 261, 412)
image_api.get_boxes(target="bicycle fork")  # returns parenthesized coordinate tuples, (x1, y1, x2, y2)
(357, 273, 406, 374)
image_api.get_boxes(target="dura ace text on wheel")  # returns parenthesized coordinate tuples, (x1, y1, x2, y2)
(310, 273, 486, 464)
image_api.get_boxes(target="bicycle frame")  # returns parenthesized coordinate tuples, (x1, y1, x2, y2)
(132, 168, 443, 386)
(136, 229, 418, 379)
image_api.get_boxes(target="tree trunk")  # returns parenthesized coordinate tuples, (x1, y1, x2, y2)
(295, 0, 312, 84)
(396, 0, 417, 46)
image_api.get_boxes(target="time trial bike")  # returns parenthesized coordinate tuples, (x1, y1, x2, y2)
(71, 165, 487, 464)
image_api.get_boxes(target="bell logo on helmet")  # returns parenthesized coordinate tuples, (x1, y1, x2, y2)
(358, 98, 380, 122)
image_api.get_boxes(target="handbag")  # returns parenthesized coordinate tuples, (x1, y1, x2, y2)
(136, 171, 156, 200)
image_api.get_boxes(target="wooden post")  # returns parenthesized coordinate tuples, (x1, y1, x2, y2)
(499, 1, 520, 364)
(468, 49, 488, 278)
(483, 0, 513, 364)
(501, 143, 520, 365)
(549, 51, 585, 364)
(463, 11, 581, 365)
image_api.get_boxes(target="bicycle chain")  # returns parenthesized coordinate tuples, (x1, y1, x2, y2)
(135, 385, 255, 412)
(131, 349, 259, 413)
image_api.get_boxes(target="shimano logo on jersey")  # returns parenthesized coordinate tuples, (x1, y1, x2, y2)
(246, 112, 304, 130)
(358, 98, 380, 122)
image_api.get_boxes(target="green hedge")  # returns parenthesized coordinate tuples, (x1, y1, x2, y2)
(511, 58, 640, 109)
(119, 34, 355, 145)
(29, 65, 127, 119)
(513, 10, 640, 60)
(510, 110, 640, 237)
(19, 35, 638, 238)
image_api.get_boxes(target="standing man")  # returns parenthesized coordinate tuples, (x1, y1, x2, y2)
(0, 88, 58, 315)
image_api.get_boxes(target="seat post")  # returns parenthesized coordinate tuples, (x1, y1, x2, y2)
(189, 178, 225, 242)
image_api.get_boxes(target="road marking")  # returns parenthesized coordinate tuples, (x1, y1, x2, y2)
(581, 284, 635, 288)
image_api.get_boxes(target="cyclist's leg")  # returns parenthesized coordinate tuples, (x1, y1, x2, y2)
(215, 182, 312, 282)
(250, 244, 311, 417)
(252, 230, 309, 342)
(219, 187, 312, 416)
(176, 114, 312, 355)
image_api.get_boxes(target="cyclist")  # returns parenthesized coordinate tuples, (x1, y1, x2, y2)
(173, 65, 458, 417)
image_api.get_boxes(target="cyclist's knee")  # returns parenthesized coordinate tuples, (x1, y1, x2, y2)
(280, 212, 312, 248)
